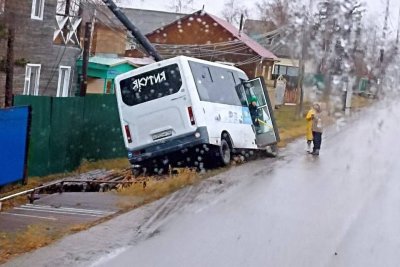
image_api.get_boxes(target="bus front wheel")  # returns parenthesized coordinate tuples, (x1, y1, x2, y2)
(218, 139, 231, 166)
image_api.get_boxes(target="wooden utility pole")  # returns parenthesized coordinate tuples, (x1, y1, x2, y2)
(80, 22, 91, 97)
(297, 24, 306, 118)
(102, 0, 163, 61)
(396, 4, 400, 46)
(377, 0, 390, 97)
(4, 27, 15, 107)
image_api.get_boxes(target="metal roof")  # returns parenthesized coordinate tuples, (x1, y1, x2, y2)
(83, 6, 186, 35)
(146, 10, 278, 60)
(89, 56, 131, 67)
(121, 8, 186, 34)
(207, 13, 278, 60)
(88, 56, 154, 67)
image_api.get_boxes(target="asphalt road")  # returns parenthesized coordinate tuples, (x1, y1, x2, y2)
(3, 99, 400, 267)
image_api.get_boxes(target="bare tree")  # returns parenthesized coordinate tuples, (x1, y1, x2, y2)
(167, 0, 194, 13)
(221, 0, 248, 26)
(255, 0, 289, 28)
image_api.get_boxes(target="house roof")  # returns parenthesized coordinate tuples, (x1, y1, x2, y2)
(87, 56, 154, 67)
(146, 10, 277, 60)
(124, 57, 155, 66)
(121, 8, 186, 34)
(82, 5, 186, 35)
(207, 13, 277, 60)
(88, 56, 133, 67)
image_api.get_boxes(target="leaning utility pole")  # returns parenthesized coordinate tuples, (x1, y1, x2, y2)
(102, 0, 162, 62)
(396, 4, 400, 46)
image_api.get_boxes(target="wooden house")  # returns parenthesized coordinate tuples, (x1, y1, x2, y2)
(126, 10, 278, 81)
(0, 0, 82, 105)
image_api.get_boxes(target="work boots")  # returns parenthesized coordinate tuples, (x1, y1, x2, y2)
(311, 149, 320, 156)
(306, 142, 312, 153)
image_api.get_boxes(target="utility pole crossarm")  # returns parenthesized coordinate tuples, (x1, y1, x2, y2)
(102, 0, 163, 62)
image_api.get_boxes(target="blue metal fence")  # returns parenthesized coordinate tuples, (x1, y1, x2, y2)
(0, 106, 30, 186)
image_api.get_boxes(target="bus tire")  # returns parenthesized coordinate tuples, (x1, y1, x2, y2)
(218, 138, 231, 166)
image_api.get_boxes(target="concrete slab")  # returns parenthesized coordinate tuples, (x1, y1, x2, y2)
(0, 192, 141, 234)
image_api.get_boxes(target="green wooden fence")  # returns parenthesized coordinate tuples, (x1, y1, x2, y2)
(14, 95, 126, 177)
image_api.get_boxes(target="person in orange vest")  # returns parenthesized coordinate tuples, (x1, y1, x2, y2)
(305, 104, 316, 152)
(310, 103, 323, 156)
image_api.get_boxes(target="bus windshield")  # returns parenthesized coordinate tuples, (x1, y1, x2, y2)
(119, 64, 182, 106)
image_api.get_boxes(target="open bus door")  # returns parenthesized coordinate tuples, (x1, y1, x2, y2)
(243, 77, 280, 148)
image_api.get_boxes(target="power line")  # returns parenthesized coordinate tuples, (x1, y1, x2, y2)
(153, 44, 254, 57)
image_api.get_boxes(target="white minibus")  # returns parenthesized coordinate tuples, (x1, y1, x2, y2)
(114, 56, 279, 173)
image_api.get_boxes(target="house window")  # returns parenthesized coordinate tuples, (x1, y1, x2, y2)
(54, 0, 81, 45)
(31, 0, 45, 20)
(24, 64, 41, 96)
(56, 0, 80, 16)
(57, 66, 71, 97)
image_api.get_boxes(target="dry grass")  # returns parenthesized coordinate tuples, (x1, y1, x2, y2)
(115, 167, 229, 211)
(75, 158, 130, 174)
(0, 220, 110, 264)
(118, 168, 199, 199)
(0, 224, 58, 263)
(274, 104, 310, 147)
(352, 94, 374, 110)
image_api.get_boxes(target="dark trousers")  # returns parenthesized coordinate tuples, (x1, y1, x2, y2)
(312, 131, 322, 150)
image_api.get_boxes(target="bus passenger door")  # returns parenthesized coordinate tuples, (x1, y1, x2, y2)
(243, 77, 280, 148)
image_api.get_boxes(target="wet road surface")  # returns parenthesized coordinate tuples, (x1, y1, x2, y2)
(3, 101, 400, 267)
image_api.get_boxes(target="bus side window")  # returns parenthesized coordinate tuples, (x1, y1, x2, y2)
(193, 66, 212, 101)
(235, 84, 248, 107)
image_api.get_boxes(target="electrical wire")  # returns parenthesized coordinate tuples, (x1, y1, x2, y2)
(77, 0, 281, 60)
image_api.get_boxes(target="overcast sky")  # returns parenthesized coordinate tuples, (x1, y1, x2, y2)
(118, 0, 399, 37)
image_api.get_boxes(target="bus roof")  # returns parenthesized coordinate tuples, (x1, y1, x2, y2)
(115, 56, 247, 83)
